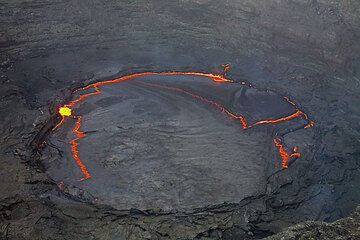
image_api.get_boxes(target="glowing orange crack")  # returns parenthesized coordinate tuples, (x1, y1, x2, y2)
(53, 71, 233, 180)
(253, 110, 302, 126)
(138, 81, 314, 168)
(53, 70, 314, 180)
(273, 137, 301, 169)
(70, 116, 91, 180)
(53, 115, 65, 131)
(284, 96, 314, 129)
(139, 82, 313, 131)
(138, 81, 249, 129)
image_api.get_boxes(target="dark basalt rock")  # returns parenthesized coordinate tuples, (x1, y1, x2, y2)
(1, 0, 360, 239)
(264, 206, 360, 240)
(44, 74, 305, 212)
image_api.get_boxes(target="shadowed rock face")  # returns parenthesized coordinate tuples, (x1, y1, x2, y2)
(1, 0, 360, 239)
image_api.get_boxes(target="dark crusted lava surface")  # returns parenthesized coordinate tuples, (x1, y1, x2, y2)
(1, 0, 360, 239)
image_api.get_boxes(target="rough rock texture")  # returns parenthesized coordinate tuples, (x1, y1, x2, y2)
(45, 76, 270, 212)
(264, 206, 360, 240)
(1, 0, 360, 239)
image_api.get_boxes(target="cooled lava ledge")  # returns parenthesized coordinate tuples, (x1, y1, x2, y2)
(46, 71, 313, 211)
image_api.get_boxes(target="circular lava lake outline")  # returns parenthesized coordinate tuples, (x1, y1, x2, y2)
(51, 70, 314, 181)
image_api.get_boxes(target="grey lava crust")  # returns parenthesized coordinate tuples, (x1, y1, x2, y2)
(1, 0, 360, 239)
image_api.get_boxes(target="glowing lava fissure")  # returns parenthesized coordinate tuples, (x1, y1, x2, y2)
(136, 81, 313, 169)
(70, 116, 91, 180)
(137, 81, 249, 129)
(53, 70, 314, 180)
(273, 137, 301, 169)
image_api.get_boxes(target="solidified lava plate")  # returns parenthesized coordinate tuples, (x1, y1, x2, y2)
(44, 71, 313, 211)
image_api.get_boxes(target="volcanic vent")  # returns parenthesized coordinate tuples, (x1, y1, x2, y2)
(43, 70, 313, 211)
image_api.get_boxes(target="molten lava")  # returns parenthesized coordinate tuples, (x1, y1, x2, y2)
(52, 70, 314, 180)
(138, 81, 314, 168)
(138, 81, 249, 129)
(273, 137, 301, 169)
(253, 110, 302, 126)
(59, 106, 72, 117)
(70, 116, 91, 180)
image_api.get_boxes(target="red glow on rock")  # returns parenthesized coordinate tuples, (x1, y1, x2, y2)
(273, 137, 301, 168)
(138, 81, 249, 129)
(52, 70, 314, 179)
(139, 82, 312, 169)
(283, 96, 314, 129)
(53, 115, 65, 130)
(70, 116, 91, 180)
(253, 110, 303, 126)
(57, 181, 65, 190)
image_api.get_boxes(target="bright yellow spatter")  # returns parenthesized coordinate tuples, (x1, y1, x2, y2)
(59, 107, 72, 117)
